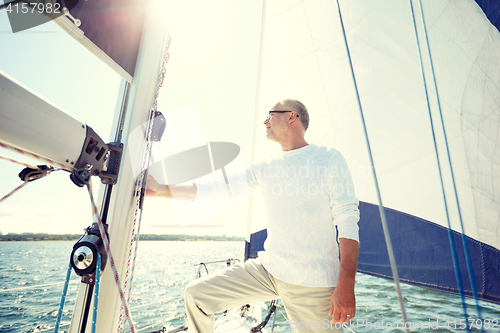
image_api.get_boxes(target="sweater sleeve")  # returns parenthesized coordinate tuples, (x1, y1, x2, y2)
(329, 151, 360, 242)
(195, 164, 259, 202)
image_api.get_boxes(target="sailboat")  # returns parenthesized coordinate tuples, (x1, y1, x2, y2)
(247, 0, 500, 331)
(0, 0, 499, 332)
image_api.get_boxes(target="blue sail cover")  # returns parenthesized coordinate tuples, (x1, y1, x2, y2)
(248, 0, 500, 305)
(246, 202, 500, 304)
(357, 202, 500, 305)
(475, 0, 500, 31)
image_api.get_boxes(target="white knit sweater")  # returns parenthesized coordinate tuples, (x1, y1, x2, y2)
(196, 144, 359, 287)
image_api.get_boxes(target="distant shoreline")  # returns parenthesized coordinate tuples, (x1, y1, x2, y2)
(0, 234, 245, 242)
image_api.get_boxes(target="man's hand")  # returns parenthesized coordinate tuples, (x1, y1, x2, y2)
(329, 281, 356, 323)
(329, 238, 358, 323)
(145, 175, 164, 197)
(145, 175, 197, 201)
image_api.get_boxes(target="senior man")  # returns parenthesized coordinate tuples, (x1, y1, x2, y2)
(146, 99, 360, 333)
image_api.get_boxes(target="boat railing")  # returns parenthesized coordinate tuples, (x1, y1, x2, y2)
(194, 258, 240, 279)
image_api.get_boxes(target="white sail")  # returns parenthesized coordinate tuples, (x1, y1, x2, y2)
(1, 0, 499, 331)
(249, 0, 500, 304)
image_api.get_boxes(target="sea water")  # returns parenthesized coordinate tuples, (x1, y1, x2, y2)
(1, 241, 499, 333)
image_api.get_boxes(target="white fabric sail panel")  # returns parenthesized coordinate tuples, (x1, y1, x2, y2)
(255, 0, 444, 228)
(419, 0, 500, 248)
(254, 0, 500, 249)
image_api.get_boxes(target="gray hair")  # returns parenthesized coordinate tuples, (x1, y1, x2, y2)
(281, 99, 309, 131)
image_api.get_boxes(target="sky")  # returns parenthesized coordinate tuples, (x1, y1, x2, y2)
(0, 0, 266, 237)
(1, 0, 489, 242)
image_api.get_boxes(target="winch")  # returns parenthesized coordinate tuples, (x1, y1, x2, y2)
(71, 223, 108, 279)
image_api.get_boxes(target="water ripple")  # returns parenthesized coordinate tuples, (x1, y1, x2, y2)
(1, 241, 500, 333)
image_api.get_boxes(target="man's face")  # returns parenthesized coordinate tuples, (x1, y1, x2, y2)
(263, 102, 290, 142)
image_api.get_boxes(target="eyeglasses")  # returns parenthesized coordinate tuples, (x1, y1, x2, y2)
(264, 110, 298, 122)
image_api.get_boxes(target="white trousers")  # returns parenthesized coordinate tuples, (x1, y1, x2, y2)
(184, 258, 343, 333)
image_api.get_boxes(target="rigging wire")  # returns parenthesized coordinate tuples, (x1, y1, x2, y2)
(411, 1, 485, 330)
(333, 1, 409, 331)
(408, 0, 474, 331)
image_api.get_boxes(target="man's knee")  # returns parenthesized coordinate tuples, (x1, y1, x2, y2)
(184, 279, 203, 301)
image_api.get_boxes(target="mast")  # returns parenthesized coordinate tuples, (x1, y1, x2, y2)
(66, 1, 170, 332)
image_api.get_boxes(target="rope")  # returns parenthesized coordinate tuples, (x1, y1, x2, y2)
(333, 1, 409, 331)
(408, 0, 473, 330)
(87, 182, 136, 333)
(0, 141, 74, 172)
(91, 253, 102, 333)
(0, 154, 39, 170)
(0, 181, 29, 204)
(118, 40, 171, 333)
(411, 1, 484, 330)
(0, 141, 66, 204)
(54, 261, 73, 333)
